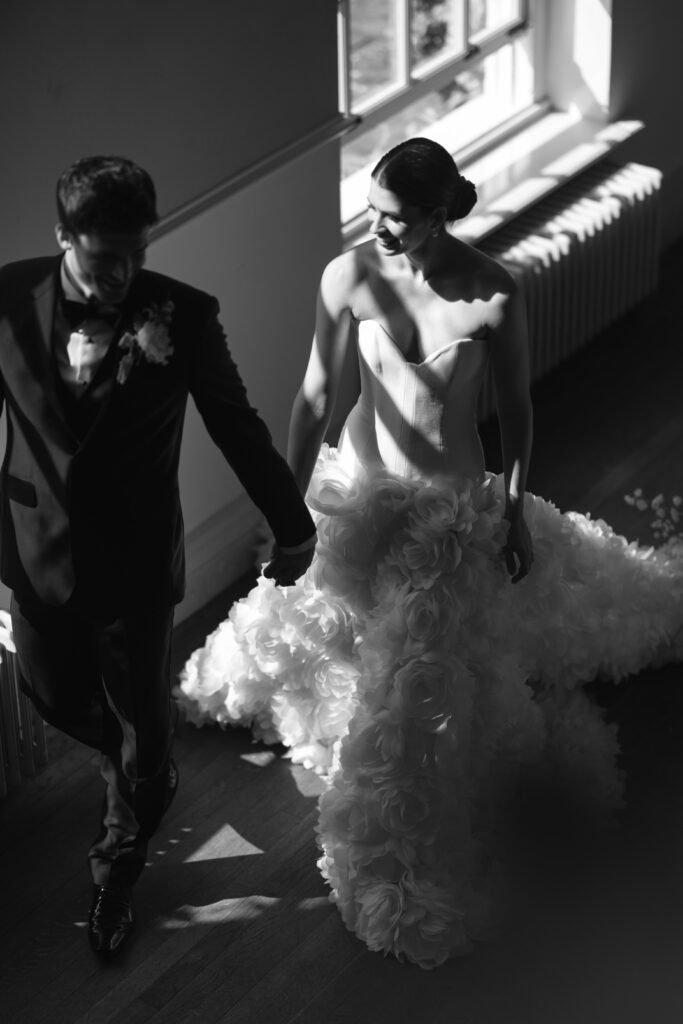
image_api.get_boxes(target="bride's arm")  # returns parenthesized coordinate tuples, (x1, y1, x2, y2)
(488, 275, 534, 581)
(288, 256, 356, 495)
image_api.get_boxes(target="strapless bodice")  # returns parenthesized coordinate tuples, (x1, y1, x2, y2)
(338, 320, 489, 480)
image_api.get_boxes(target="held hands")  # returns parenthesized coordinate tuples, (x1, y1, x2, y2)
(503, 511, 534, 583)
(263, 544, 315, 588)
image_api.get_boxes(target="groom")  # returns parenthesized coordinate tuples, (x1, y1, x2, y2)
(0, 155, 316, 957)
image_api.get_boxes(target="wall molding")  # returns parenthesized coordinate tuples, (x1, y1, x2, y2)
(153, 114, 359, 241)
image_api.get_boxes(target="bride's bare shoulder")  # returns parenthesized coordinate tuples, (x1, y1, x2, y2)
(320, 241, 377, 304)
(456, 240, 516, 295)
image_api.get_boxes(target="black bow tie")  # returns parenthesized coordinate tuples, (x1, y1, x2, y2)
(61, 296, 122, 329)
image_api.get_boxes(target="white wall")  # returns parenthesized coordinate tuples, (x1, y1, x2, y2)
(0, 0, 342, 617)
(545, 0, 613, 120)
(150, 144, 340, 531)
(150, 143, 341, 620)
(609, 0, 683, 245)
(542, 0, 683, 245)
(0, 0, 337, 262)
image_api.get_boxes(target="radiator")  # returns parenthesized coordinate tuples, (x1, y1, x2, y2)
(477, 160, 662, 420)
(0, 642, 48, 799)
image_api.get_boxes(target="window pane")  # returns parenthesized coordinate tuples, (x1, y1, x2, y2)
(342, 69, 481, 181)
(349, 0, 402, 109)
(341, 35, 533, 223)
(469, 0, 521, 37)
(410, 0, 465, 70)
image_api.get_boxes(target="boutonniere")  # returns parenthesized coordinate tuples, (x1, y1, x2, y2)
(117, 299, 175, 385)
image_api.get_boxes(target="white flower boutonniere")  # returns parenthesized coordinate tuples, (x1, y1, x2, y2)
(117, 299, 175, 385)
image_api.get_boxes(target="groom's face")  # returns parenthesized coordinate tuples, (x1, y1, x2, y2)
(56, 225, 151, 304)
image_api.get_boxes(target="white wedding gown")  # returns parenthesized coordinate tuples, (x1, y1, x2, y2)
(178, 321, 683, 968)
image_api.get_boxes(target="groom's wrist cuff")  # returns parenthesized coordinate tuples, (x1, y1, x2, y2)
(279, 532, 317, 555)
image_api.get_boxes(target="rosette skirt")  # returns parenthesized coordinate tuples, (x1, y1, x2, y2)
(179, 445, 683, 968)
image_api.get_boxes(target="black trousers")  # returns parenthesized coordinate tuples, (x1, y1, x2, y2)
(11, 592, 175, 887)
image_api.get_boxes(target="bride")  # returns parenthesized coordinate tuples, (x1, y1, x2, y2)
(178, 139, 683, 968)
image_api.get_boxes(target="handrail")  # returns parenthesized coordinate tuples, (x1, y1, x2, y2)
(152, 114, 359, 241)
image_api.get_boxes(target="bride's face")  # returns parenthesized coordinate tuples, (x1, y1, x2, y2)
(367, 179, 434, 257)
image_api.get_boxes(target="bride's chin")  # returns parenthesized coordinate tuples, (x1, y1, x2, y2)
(376, 239, 401, 255)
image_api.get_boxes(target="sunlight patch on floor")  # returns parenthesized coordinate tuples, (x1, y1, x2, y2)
(240, 750, 277, 767)
(160, 895, 279, 928)
(286, 761, 328, 799)
(295, 897, 331, 911)
(181, 823, 264, 862)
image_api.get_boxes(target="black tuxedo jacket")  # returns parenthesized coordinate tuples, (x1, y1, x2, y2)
(0, 256, 315, 615)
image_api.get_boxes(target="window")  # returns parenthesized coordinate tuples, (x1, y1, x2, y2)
(338, 0, 539, 227)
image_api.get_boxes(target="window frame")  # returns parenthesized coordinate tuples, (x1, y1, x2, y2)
(338, 0, 545, 235)
(338, 0, 532, 131)
(337, 1, 637, 251)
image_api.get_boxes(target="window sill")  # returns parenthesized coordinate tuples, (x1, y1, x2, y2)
(342, 111, 644, 249)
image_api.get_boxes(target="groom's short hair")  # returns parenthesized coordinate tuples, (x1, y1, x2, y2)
(56, 155, 158, 236)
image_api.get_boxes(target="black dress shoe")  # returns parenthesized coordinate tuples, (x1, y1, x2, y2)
(88, 885, 135, 957)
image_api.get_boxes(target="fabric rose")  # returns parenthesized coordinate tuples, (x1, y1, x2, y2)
(396, 876, 470, 968)
(317, 511, 377, 578)
(277, 589, 354, 653)
(410, 482, 462, 531)
(136, 315, 173, 364)
(341, 720, 411, 785)
(117, 298, 174, 383)
(373, 782, 435, 841)
(307, 445, 366, 515)
(294, 653, 360, 701)
(353, 879, 404, 954)
(388, 528, 462, 589)
(402, 586, 461, 646)
(366, 475, 415, 532)
(318, 786, 386, 846)
(389, 652, 473, 736)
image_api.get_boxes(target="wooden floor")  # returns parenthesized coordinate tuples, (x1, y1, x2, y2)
(2, 242, 683, 1023)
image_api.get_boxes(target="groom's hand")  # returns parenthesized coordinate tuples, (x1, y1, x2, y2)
(263, 541, 315, 587)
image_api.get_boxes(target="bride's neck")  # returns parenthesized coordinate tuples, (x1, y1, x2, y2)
(405, 232, 451, 282)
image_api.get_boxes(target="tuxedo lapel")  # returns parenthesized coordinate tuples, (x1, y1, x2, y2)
(33, 264, 58, 360)
(6, 261, 80, 448)
(10, 259, 132, 450)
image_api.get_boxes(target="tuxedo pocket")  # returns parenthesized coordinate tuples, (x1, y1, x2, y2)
(5, 474, 38, 507)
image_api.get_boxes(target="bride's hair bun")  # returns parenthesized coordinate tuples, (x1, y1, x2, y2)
(372, 138, 477, 223)
(447, 174, 477, 221)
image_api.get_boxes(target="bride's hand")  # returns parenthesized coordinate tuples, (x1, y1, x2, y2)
(503, 512, 533, 583)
